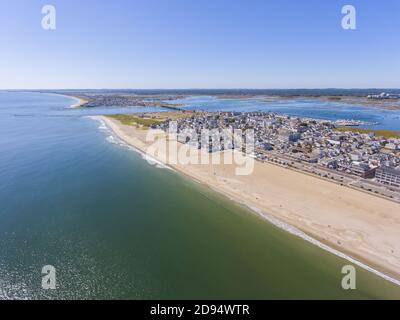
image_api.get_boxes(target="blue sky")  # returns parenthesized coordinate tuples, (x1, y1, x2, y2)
(0, 0, 399, 89)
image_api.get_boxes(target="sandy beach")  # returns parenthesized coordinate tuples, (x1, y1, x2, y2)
(70, 96, 88, 108)
(98, 115, 400, 284)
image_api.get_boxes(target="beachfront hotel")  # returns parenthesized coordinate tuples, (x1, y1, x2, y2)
(375, 166, 400, 188)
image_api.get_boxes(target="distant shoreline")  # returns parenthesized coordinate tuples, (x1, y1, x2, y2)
(95, 114, 400, 289)
(37, 92, 89, 108)
(45, 90, 400, 111)
(69, 96, 89, 108)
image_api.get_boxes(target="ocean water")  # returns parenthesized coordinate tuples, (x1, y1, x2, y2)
(0, 92, 399, 299)
(168, 96, 400, 131)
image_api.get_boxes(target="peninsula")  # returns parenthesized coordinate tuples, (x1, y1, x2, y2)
(97, 111, 400, 285)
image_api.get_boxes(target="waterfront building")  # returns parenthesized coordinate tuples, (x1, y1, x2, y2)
(350, 162, 376, 178)
(375, 166, 400, 188)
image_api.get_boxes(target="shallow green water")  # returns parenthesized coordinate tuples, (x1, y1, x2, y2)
(0, 92, 399, 299)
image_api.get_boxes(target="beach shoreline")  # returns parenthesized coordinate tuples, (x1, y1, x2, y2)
(43, 92, 89, 108)
(95, 115, 400, 287)
(69, 96, 88, 108)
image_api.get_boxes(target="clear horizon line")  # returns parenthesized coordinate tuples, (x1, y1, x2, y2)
(1, 87, 400, 91)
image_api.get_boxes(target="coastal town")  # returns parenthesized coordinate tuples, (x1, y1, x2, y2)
(50, 91, 185, 109)
(51, 90, 400, 110)
(151, 111, 400, 200)
(4, 0, 400, 302)
(367, 92, 400, 100)
(56, 89, 400, 200)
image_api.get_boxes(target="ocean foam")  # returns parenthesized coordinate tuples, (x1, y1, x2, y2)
(90, 116, 174, 171)
(247, 205, 400, 287)
(91, 115, 400, 287)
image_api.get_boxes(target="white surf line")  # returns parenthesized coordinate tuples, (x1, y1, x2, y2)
(91, 116, 400, 288)
(89, 116, 175, 171)
(199, 170, 400, 288)
(41, 92, 84, 109)
(246, 204, 400, 287)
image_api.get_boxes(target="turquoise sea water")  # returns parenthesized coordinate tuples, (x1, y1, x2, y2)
(0, 92, 399, 299)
